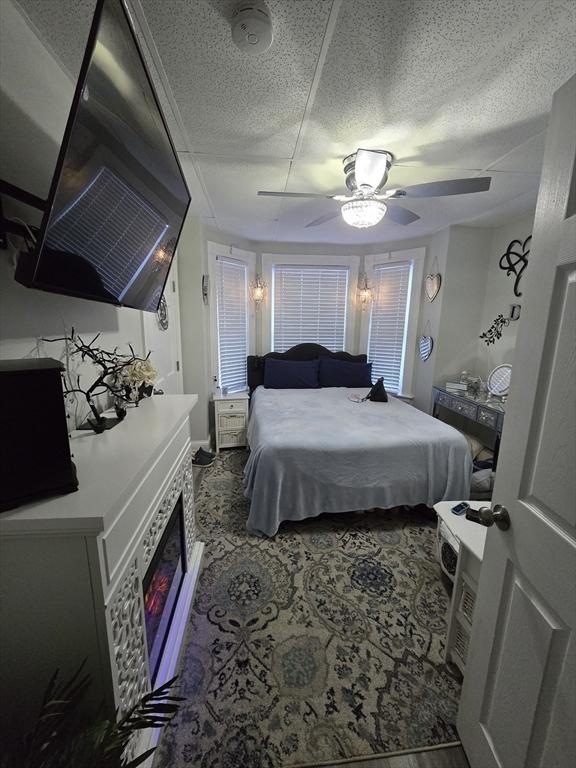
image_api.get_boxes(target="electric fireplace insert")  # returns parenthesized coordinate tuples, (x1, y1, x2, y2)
(142, 495, 187, 683)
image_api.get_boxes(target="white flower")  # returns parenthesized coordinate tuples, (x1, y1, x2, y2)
(122, 358, 157, 388)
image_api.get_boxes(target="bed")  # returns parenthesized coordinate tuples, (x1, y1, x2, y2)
(243, 345, 472, 536)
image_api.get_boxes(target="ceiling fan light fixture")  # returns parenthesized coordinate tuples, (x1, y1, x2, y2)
(341, 198, 387, 228)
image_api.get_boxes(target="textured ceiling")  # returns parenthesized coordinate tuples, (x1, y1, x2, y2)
(12, 0, 576, 244)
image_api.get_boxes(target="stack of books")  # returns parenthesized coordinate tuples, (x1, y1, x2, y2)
(445, 381, 468, 395)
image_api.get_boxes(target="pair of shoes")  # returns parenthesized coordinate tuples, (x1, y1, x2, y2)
(192, 447, 215, 467)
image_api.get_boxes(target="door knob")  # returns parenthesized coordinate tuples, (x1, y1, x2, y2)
(479, 504, 511, 531)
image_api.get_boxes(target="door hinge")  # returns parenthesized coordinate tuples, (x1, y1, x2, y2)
(172, 280, 176, 292)
(176, 360, 180, 371)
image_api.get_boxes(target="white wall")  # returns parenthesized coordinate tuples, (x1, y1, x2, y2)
(0, 0, 73, 198)
(434, 226, 493, 385)
(410, 216, 535, 413)
(476, 212, 534, 378)
(177, 215, 212, 441)
(412, 227, 450, 411)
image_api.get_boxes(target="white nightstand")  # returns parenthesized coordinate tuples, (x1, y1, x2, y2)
(435, 501, 488, 675)
(213, 391, 250, 452)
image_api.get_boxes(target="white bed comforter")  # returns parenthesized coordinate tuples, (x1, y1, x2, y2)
(243, 387, 471, 536)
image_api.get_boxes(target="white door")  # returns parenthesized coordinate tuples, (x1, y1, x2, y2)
(457, 76, 576, 767)
(141, 256, 183, 394)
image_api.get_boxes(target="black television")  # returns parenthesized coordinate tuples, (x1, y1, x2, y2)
(13, 0, 190, 313)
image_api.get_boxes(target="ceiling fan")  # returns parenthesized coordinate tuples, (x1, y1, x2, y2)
(258, 149, 491, 229)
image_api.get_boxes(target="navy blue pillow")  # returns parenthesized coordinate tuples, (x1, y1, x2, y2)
(319, 358, 373, 388)
(264, 358, 320, 389)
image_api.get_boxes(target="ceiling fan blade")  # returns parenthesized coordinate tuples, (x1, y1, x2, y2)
(354, 149, 391, 190)
(258, 191, 333, 199)
(305, 211, 341, 228)
(386, 206, 421, 225)
(399, 177, 491, 198)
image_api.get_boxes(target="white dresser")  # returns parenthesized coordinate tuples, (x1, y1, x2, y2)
(435, 501, 487, 675)
(213, 391, 250, 452)
(0, 395, 204, 761)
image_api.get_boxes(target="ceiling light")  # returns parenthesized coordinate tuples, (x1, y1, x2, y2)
(341, 199, 387, 228)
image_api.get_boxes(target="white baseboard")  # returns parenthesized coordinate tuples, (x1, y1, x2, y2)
(189, 436, 212, 451)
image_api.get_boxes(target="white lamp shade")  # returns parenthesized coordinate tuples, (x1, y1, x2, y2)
(341, 199, 387, 228)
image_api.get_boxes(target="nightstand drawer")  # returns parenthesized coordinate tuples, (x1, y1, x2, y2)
(478, 407, 498, 429)
(216, 400, 247, 414)
(453, 399, 478, 420)
(218, 412, 246, 430)
(219, 428, 246, 448)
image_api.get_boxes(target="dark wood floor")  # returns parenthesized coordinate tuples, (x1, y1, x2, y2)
(297, 745, 470, 768)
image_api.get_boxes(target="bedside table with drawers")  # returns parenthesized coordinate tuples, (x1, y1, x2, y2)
(213, 392, 250, 452)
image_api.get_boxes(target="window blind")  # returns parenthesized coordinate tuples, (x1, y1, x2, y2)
(215, 256, 249, 393)
(272, 264, 349, 352)
(368, 261, 412, 393)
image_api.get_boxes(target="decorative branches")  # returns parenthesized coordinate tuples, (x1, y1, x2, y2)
(43, 329, 156, 432)
(479, 314, 510, 346)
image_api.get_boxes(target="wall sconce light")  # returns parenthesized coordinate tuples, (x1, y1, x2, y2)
(358, 274, 373, 309)
(251, 275, 267, 305)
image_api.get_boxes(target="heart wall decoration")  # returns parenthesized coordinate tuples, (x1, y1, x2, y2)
(419, 335, 434, 361)
(425, 273, 442, 302)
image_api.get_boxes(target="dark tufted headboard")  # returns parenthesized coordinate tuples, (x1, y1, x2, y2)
(247, 343, 367, 393)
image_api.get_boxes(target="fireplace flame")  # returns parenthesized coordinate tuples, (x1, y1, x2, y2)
(145, 572, 170, 615)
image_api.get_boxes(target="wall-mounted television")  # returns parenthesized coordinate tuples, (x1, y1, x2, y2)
(14, 0, 190, 313)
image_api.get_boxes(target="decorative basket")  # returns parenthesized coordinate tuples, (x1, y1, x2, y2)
(218, 413, 246, 430)
(219, 429, 246, 447)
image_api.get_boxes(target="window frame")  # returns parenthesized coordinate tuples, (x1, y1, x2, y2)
(261, 253, 360, 353)
(360, 248, 425, 398)
(207, 241, 256, 393)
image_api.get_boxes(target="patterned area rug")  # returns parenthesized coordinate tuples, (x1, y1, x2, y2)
(155, 450, 461, 768)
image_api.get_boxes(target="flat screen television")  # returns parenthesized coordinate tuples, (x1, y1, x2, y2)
(14, 0, 190, 312)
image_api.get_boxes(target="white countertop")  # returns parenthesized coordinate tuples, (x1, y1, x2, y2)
(0, 395, 197, 536)
(435, 500, 488, 562)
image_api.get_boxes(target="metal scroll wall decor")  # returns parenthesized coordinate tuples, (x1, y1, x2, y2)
(499, 235, 531, 297)
(424, 273, 442, 302)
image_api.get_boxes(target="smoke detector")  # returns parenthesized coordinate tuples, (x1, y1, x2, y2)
(231, 2, 273, 54)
